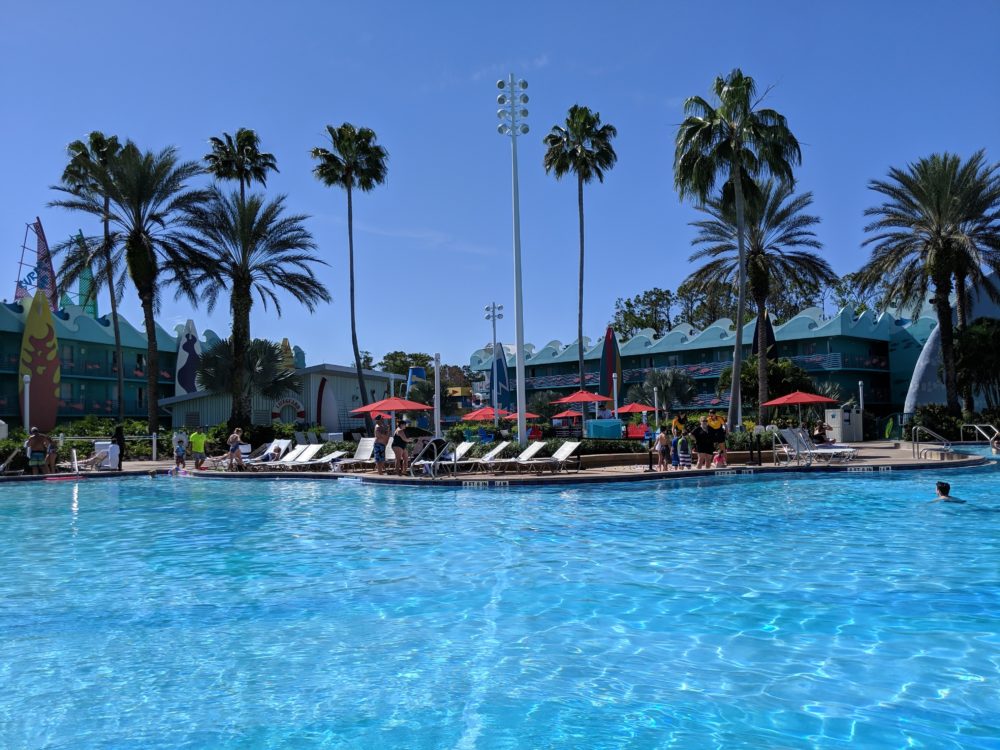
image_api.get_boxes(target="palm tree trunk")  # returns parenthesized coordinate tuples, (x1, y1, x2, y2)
(139, 291, 160, 433)
(755, 298, 769, 424)
(103, 197, 125, 424)
(577, 174, 586, 391)
(728, 165, 748, 430)
(932, 273, 960, 415)
(347, 185, 373, 434)
(955, 274, 975, 417)
(230, 286, 252, 429)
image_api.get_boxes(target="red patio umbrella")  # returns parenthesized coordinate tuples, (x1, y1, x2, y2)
(552, 409, 583, 420)
(462, 406, 510, 421)
(616, 403, 654, 414)
(504, 411, 540, 421)
(550, 390, 612, 404)
(760, 391, 838, 425)
(351, 396, 432, 414)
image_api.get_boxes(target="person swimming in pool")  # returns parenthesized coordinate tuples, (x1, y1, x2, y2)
(931, 481, 966, 504)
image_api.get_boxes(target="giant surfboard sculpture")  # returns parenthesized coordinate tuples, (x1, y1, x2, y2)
(18, 294, 61, 431)
(175, 319, 202, 395)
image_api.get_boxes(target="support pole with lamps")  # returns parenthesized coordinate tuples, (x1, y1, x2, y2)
(433, 353, 442, 438)
(484, 302, 504, 429)
(653, 386, 659, 430)
(497, 74, 529, 446)
(22, 374, 31, 431)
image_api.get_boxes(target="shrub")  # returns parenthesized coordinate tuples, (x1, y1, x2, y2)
(910, 404, 963, 441)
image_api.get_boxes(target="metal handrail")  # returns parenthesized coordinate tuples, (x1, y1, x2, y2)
(960, 423, 999, 442)
(911, 425, 952, 459)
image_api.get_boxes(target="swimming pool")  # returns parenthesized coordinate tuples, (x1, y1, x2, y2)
(1, 466, 997, 748)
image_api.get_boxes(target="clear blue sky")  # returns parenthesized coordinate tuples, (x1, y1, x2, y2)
(2, 1, 998, 369)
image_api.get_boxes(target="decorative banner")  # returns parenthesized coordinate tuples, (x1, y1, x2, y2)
(14, 219, 58, 312)
(493, 342, 512, 412)
(175, 319, 202, 395)
(597, 326, 622, 404)
(279, 338, 295, 371)
(18, 294, 61, 431)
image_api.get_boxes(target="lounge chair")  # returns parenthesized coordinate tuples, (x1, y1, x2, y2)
(793, 427, 858, 460)
(294, 431, 309, 446)
(778, 429, 854, 465)
(484, 441, 546, 474)
(58, 449, 110, 472)
(454, 441, 511, 473)
(291, 448, 348, 471)
(1, 448, 24, 476)
(335, 438, 376, 472)
(254, 444, 321, 471)
(411, 440, 477, 478)
(245, 439, 292, 467)
(521, 441, 582, 474)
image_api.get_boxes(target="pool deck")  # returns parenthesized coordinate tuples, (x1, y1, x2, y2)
(3, 441, 990, 486)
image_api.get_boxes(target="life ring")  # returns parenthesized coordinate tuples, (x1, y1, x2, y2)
(271, 396, 305, 421)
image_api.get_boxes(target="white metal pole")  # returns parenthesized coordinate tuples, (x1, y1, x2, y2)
(858, 380, 865, 413)
(22, 374, 30, 431)
(509, 75, 528, 447)
(492, 310, 499, 429)
(612, 373, 619, 419)
(433, 353, 442, 438)
(653, 386, 659, 429)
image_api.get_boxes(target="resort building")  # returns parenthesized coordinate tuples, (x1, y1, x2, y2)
(469, 306, 938, 415)
(2, 293, 399, 433)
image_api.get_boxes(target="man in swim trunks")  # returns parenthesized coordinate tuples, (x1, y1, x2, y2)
(373, 415, 390, 474)
(931, 481, 966, 503)
(188, 427, 208, 470)
(26, 427, 51, 475)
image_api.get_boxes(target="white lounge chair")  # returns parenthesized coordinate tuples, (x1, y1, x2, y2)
(291, 448, 348, 471)
(1, 448, 24, 476)
(411, 440, 477, 478)
(485, 441, 546, 474)
(265, 444, 323, 470)
(521, 441, 582, 474)
(793, 427, 858, 460)
(336, 438, 377, 472)
(455, 441, 511, 473)
(249, 444, 309, 471)
(58, 449, 110, 473)
(779, 429, 854, 465)
(245, 439, 292, 467)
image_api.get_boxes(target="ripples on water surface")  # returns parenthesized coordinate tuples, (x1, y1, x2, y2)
(1, 466, 998, 749)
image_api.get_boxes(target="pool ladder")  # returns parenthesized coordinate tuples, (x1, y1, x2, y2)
(911, 426, 954, 459)
(960, 423, 999, 443)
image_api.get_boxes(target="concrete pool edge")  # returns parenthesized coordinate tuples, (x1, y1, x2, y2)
(3, 453, 987, 487)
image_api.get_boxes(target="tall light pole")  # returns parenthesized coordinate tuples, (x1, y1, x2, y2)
(484, 302, 504, 428)
(22, 374, 31, 431)
(497, 74, 529, 446)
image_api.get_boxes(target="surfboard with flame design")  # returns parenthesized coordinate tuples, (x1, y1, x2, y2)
(18, 294, 61, 431)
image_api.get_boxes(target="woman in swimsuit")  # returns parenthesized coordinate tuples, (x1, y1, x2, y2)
(654, 426, 669, 472)
(391, 421, 410, 475)
(227, 428, 244, 470)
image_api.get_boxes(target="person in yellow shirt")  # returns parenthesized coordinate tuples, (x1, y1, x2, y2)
(670, 412, 685, 435)
(188, 427, 208, 470)
(706, 409, 727, 467)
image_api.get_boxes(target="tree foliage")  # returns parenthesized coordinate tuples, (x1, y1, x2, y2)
(197, 338, 302, 406)
(611, 287, 673, 338)
(377, 351, 433, 375)
(717, 356, 814, 407)
(955, 317, 1000, 409)
(625, 368, 697, 409)
(204, 128, 278, 204)
(544, 104, 618, 387)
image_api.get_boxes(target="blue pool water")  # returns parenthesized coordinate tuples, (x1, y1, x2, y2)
(1, 466, 998, 749)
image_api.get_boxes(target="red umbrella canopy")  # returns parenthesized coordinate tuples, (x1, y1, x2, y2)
(462, 406, 510, 421)
(550, 390, 613, 404)
(351, 396, 433, 414)
(617, 403, 655, 414)
(552, 409, 583, 420)
(504, 411, 540, 421)
(760, 391, 838, 407)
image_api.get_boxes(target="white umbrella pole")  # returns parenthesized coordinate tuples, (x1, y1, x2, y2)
(612, 374, 619, 419)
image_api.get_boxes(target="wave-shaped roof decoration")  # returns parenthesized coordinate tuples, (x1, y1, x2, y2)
(469, 306, 938, 370)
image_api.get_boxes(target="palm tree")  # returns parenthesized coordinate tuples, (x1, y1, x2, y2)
(674, 68, 802, 429)
(310, 123, 389, 430)
(197, 337, 303, 405)
(51, 132, 127, 421)
(859, 150, 1000, 415)
(50, 142, 207, 430)
(626, 368, 697, 419)
(180, 188, 331, 428)
(543, 105, 618, 389)
(684, 180, 835, 420)
(204, 128, 278, 205)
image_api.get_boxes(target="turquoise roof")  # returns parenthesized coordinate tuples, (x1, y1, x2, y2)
(469, 307, 937, 370)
